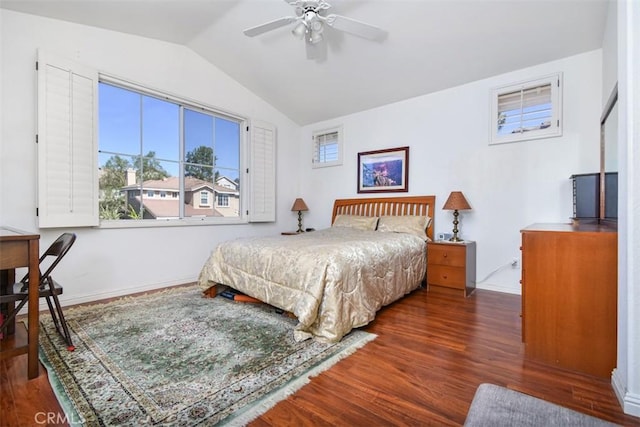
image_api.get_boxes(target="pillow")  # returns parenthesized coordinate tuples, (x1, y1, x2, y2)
(377, 215, 432, 241)
(332, 215, 379, 231)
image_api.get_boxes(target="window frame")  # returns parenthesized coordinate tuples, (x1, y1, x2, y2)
(97, 75, 248, 228)
(37, 51, 276, 229)
(200, 191, 209, 206)
(489, 73, 563, 145)
(312, 125, 343, 168)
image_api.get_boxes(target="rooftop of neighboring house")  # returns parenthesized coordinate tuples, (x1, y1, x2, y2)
(122, 175, 239, 194)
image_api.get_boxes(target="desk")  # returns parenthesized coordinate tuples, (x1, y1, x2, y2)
(0, 227, 40, 379)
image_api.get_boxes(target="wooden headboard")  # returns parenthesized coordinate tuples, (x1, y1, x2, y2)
(332, 195, 436, 241)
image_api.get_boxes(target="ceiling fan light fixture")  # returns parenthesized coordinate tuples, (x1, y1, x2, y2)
(243, 0, 387, 59)
(309, 29, 323, 44)
(292, 21, 307, 38)
(310, 19, 323, 32)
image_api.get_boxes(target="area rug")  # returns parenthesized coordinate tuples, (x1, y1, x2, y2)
(38, 285, 376, 426)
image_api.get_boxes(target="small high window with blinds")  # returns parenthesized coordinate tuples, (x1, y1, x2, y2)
(312, 125, 343, 168)
(490, 73, 562, 145)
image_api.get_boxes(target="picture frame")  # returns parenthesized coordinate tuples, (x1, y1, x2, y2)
(357, 146, 409, 193)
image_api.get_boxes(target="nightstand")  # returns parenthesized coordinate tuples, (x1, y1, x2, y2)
(427, 240, 476, 297)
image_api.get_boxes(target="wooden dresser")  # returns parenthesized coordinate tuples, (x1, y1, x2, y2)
(520, 223, 617, 378)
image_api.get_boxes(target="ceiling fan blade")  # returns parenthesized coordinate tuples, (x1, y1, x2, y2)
(324, 14, 387, 41)
(244, 16, 297, 37)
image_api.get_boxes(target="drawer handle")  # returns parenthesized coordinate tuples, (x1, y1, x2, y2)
(443, 253, 448, 258)
(443, 275, 448, 279)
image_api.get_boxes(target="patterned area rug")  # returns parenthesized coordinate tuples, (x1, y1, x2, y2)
(39, 285, 376, 426)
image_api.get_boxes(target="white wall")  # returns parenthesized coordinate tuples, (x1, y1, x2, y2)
(0, 11, 606, 298)
(0, 10, 301, 304)
(611, 0, 640, 417)
(299, 50, 603, 294)
(603, 0, 619, 105)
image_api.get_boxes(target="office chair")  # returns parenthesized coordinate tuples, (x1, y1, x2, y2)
(0, 233, 77, 351)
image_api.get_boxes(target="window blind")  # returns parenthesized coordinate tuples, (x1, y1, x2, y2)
(497, 83, 553, 135)
(249, 120, 276, 222)
(37, 50, 99, 227)
(315, 131, 339, 163)
(312, 126, 343, 168)
(490, 73, 562, 145)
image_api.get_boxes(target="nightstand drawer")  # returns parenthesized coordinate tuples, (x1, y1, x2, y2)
(427, 265, 466, 288)
(428, 244, 466, 267)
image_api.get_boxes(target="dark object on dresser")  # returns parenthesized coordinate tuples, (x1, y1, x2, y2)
(570, 172, 618, 220)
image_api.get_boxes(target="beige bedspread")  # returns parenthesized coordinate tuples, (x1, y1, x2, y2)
(197, 227, 426, 342)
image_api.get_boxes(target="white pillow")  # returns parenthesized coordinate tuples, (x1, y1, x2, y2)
(377, 215, 432, 241)
(332, 215, 379, 231)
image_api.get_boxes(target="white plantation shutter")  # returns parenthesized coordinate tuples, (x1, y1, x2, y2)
(37, 50, 99, 227)
(490, 73, 562, 145)
(312, 125, 343, 168)
(249, 120, 276, 222)
(498, 85, 551, 111)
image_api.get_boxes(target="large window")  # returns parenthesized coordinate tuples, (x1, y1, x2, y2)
(98, 81, 242, 222)
(36, 51, 275, 228)
(490, 73, 562, 145)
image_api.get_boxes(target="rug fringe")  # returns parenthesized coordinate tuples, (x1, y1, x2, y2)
(220, 332, 377, 426)
(39, 334, 88, 426)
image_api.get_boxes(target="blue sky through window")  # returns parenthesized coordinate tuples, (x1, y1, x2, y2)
(98, 83, 240, 180)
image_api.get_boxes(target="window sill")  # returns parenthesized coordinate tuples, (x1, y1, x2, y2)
(98, 217, 248, 229)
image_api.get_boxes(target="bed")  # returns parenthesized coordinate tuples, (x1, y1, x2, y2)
(197, 195, 435, 342)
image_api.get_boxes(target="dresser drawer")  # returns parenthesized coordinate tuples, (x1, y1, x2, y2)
(427, 265, 466, 289)
(428, 244, 465, 267)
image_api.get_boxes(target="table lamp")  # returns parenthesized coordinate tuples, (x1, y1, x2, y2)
(291, 198, 309, 233)
(442, 191, 471, 242)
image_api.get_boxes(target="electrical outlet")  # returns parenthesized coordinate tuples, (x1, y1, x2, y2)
(511, 257, 519, 267)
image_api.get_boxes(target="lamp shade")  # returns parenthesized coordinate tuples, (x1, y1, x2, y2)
(442, 191, 471, 211)
(291, 198, 309, 212)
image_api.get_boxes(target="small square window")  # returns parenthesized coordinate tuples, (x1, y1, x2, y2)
(490, 73, 562, 145)
(312, 125, 343, 168)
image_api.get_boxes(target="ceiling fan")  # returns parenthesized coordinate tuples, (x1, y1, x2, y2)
(243, 0, 387, 59)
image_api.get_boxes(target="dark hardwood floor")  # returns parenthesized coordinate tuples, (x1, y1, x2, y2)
(1, 287, 639, 426)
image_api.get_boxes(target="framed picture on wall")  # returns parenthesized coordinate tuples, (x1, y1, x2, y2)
(357, 146, 409, 193)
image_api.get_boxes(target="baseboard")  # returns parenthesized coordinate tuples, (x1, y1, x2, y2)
(19, 276, 198, 314)
(476, 282, 521, 295)
(612, 368, 640, 417)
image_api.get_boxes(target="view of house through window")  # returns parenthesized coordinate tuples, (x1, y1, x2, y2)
(98, 82, 242, 221)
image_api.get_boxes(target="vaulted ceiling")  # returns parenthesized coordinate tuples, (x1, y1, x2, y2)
(1, 0, 609, 125)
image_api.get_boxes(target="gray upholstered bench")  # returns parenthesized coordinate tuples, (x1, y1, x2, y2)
(464, 383, 619, 426)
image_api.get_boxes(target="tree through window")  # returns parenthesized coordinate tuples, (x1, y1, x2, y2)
(98, 82, 242, 221)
